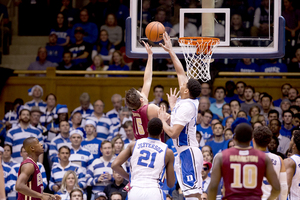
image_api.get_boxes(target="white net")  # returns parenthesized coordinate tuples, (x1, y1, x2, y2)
(178, 37, 220, 82)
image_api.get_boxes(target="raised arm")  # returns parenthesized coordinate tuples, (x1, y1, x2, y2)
(159, 32, 188, 87)
(141, 41, 153, 101)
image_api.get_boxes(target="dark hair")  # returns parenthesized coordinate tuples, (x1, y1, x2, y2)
(253, 126, 272, 147)
(213, 122, 224, 130)
(249, 105, 261, 116)
(227, 139, 235, 148)
(281, 83, 292, 90)
(148, 118, 163, 136)
(4, 144, 12, 153)
(153, 85, 164, 92)
(244, 85, 255, 93)
(70, 189, 83, 198)
(110, 191, 122, 198)
(187, 79, 201, 99)
(202, 145, 213, 154)
(63, 51, 72, 57)
(123, 120, 133, 129)
(282, 110, 294, 118)
(260, 93, 272, 102)
(214, 86, 226, 94)
(59, 120, 69, 127)
(234, 123, 253, 143)
(294, 113, 300, 119)
(229, 100, 241, 107)
(252, 121, 263, 128)
(225, 81, 236, 89)
(13, 98, 24, 106)
(290, 105, 300, 112)
(291, 126, 300, 136)
(201, 109, 213, 117)
(58, 146, 70, 153)
(271, 135, 279, 147)
(159, 100, 169, 110)
(236, 81, 246, 87)
(45, 93, 57, 101)
(125, 88, 142, 110)
(222, 103, 230, 110)
(237, 110, 247, 117)
(269, 119, 281, 127)
(293, 130, 300, 151)
(55, 113, 69, 125)
(268, 109, 279, 118)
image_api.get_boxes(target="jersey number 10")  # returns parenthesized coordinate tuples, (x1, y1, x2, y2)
(230, 163, 258, 189)
(137, 150, 157, 168)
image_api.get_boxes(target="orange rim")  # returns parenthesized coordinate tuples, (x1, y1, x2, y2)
(178, 37, 220, 54)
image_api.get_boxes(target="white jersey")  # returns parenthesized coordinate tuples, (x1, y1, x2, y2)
(130, 137, 168, 188)
(171, 98, 199, 152)
(261, 152, 281, 200)
(289, 154, 300, 200)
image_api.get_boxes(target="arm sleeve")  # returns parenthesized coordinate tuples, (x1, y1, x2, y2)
(49, 140, 58, 163)
(77, 167, 87, 189)
(49, 168, 55, 191)
(4, 131, 13, 146)
(39, 164, 48, 189)
(253, 8, 261, 28)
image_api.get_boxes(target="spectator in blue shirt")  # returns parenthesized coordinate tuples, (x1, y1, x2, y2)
(260, 59, 288, 78)
(205, 123, 226, 156)
(224, 81, 239, 103)
(107, 51, 129, 77)
(70, 9, 98, 44)
(197, 110, 213, 144)
(82, 119, 102, 161)
(235, 58, 260, 72)
(50, 12, 71, 46)
(2, 98, 23, 129)
(45, 32, 64, 65)
(24, 85, 47, 109)
(235, 81, 246, 104)
(210, 87, 226, 118)
(280, 110, 295, 139)
(273, 83, 292, 107)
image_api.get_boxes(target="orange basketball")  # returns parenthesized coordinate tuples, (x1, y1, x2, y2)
(145, 21, 165, 42)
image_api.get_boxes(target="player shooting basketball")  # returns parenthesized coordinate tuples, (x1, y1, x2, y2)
(125, 41, 168, 140)
(16, 137, 60, 200)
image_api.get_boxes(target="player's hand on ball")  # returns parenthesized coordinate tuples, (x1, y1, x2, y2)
(159, 32, 172, 52)
(142, 41, 153, 55)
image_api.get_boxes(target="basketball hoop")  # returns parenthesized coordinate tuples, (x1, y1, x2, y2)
(178, 37, 220, 82)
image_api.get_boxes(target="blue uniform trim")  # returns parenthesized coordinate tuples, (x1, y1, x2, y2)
(180, 148, 197, 188)
(290, 157, 297, 177)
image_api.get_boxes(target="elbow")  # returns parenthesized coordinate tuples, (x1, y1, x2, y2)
(111, 162, 117, 171)
(15, 183, 21, 192)
(167, 178, 175, 188)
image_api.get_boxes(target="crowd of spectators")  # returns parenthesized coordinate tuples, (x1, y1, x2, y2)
(0, 80, 300, 199)
(0, 0, 295, 74)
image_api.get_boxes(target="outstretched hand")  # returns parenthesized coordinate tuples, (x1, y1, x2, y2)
(167, 88, 179, 110)
(159, 32, 172, 52)
(142, 40, 153, 55)
(41, 193, 61, 200)
(158, 105, 169, 122)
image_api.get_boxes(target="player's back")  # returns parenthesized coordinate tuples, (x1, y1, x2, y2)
(222, 146, 266, 200)
(289, 154, 300, 200)
(130, 137, 167, 188)
(132, 105, 149, 139)
(261, 152, 281, 200)
(18, 158, 44, 200)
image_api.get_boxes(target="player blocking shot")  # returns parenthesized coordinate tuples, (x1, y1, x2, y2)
(125, 41, 166, 140)
(111, 118, 175, 200)
(284, 130, 300, 200)
(158, 32, 203, 200)
(253, 126, 288, 200)
(208, 123, 280, 200)
(16, 137, 61, 200)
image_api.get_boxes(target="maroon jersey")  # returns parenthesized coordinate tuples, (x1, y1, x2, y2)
(132, 104, 149, 140)
(221, 147, 266, 200)
(18, 157, 44, 200)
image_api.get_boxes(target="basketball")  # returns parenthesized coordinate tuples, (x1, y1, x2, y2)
(145, 21, 165, 42)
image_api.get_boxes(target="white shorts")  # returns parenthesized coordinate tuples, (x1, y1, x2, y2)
(175, 147, 203, 196)
(128, 187, 166, 200)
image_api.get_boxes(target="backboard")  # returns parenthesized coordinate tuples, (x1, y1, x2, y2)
(126, 0, 285, 59)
